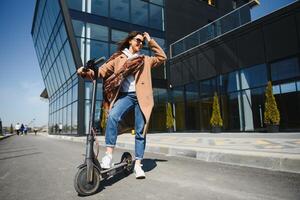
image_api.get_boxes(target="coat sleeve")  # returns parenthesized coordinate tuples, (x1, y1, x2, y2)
(98, 57, 115, 79)
(148, 39, 167, 68)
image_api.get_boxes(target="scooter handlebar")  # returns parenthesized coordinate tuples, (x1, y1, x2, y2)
(84, 56, 106, 71)
(94, 56, 106, 66)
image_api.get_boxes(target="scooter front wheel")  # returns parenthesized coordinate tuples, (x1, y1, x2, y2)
(121, 152, 134, 175)
(74, 166, 101, 196)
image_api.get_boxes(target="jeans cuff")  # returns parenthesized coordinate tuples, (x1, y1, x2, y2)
(106, 144, 115, 148)
(135, 157, 143, 160)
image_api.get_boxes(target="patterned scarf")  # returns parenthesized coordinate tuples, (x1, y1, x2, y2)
(103, 53, 144, 104)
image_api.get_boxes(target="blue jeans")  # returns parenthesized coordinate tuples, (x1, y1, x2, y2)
(105, 92, 146, 160)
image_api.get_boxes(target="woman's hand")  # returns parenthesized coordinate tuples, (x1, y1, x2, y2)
(77, 66, 95, 79)
(143, 32, 151, 42)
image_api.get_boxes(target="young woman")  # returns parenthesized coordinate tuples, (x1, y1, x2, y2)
(77, 31, 167, 179)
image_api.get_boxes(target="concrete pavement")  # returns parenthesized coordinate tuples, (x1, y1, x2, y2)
(47, 132, 300, 174)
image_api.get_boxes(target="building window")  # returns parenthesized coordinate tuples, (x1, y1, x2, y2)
(110, 0, 130, 22)
(86, 23, 108, 41)
(131, 0, 148, 26)
(271, 57, 300, 81)
(90, 0, 109, 17)
(67, 0, 85, 12)
(111, 29, 128, 42)
(240, 64, 267, 89)
(149, 4, 164, 30)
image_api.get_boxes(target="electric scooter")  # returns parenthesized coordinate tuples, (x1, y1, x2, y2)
(74, 57, 134, 196)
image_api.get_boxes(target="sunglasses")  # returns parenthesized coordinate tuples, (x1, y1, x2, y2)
(133, 38, 145, 46)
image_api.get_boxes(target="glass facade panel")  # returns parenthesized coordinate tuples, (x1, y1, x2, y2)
(111, 29, 128, 42)
(171, 87, 185, 131)
(185, 82, 200, 130)
(275, 85, 300, 130)
(86, 39, 109, 62)
(200, 78, 216, 97)
(221, 92, 241, 131)
(149, 4, 164, 30)
(271, 57, 300, 81)
(85, 81, 93, 100)
(90, 0, 109, 16)
(281, 82, 297, 94)
(185, 82, 199, 100)
(199, 97, 213, 131)
(110, 0, 130, 22)
(67, 0, 85, 11)
(150, 0, 164, 6)
(131, 0, 148, 26)
(219, 71, 239, 93)
(64, 42, 76, 74)
(87, 23, 108, 41)
(240, 64, 267, 89)
(72, 102, 78, 134)
(72, 20, 85, 38)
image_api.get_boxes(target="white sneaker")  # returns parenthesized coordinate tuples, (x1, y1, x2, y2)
(134, 164, 145, 179)
(101, 152, 112, 169)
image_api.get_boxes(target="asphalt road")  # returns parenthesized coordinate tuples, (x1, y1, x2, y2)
(0, 135, 300, 200)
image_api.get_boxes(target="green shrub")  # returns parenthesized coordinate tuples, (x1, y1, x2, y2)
(210, 92, 223, 127)
(264, 81, 280, 125)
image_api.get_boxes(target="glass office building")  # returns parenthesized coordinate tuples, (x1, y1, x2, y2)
(168, 1, 300, 132)
(31, 0, 270, 135)
(32, 0, 167, 135)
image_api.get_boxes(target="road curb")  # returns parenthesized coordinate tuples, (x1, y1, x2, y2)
(0, 134, 14, 141)
(47, 135, 300, 174)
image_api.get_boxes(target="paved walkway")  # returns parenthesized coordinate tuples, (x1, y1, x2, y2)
(48, 132, 300, 174)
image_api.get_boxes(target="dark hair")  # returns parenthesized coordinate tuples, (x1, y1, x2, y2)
(116, 31, 143, 52)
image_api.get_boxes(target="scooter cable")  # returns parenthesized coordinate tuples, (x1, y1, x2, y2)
(91, 127, 100, 158)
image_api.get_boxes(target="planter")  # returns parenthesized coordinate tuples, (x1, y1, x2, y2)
(211, 126, 222, 133)
(266, 124, 279, 133)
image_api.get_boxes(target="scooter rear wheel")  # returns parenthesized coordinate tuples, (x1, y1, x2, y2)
(121, 152, 134, 175)
(74, 166, 101, 196)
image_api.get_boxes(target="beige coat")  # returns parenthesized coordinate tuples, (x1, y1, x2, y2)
(98, 39, 167, 135)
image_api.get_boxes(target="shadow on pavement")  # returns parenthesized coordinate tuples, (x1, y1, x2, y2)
(0, 152, 42, 161)
(0, 148, 38, 154)
(142, 158, 168, 172)
(76, 158, 168, 196)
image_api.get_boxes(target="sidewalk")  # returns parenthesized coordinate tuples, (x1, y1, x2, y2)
(48, 132, 300, 174)
(0, 133, 13, 140)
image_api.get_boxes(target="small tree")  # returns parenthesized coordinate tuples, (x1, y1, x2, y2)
(10, 124, 13, 133)
(100, 103, 109, 135)
(264, 81, 280, 125)
(210, 92, 223, 127)
(166, 102, 174, 130)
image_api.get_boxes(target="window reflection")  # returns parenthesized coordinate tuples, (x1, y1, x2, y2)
(149, 4, 164, 30)
(271, 57, 300, 81)
(67, 0, 85, 12)
(87, 23, 108, 41)
(111, 29, 128, 42)
(131, 0, 148, 26)
(86, 39, 109, 62)
(90, 0, 108, 16)
(72, 20, 85, 38)
(110, 0, 130, 22)
(240, 64, 267, 89)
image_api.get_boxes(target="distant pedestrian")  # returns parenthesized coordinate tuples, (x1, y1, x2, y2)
(59, 123, 63, 134)
(15, 123, 20, 135)
(20, 124, 25, 136)
(24, 125, 28, 135)
(34, 128, 38, 136)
